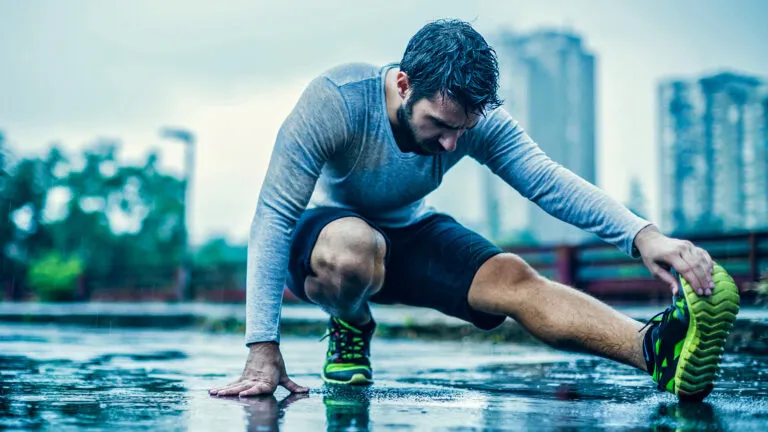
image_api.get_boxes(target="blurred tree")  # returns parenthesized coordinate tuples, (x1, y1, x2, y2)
(0, 135, 186, 299)
(0, 131, 11, 249)
(27, 251, 83, 302)
(47, 142, 122, 280)
(194, 237, 247, 266)
(8, 147, 66, 259)
(1, 135, 64, 296)
(113, 151, 186, 269)
(55, 144, 185, 286)
(0, 132, 19, 293)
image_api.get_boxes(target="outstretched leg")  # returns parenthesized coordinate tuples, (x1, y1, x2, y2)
(468, 253, 740, 402)
(468, 253, 649, 371)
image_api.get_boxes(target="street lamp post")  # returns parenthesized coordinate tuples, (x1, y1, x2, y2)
(159, 127, 196, 301)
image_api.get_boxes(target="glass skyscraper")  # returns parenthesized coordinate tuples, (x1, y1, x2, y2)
(659, 72, 767, 234)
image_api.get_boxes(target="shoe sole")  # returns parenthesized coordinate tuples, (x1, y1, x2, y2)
(321, 372, 373, 386)
(675, 263, 740, 401)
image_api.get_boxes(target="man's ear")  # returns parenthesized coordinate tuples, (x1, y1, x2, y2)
(396, 71, 411, 99)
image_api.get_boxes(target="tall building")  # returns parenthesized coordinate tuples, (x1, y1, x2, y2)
(658, 81, 705, 232)
(659, 72, 767, 233)
(491, 30, 597, 245)
(753, 92, 768, 227)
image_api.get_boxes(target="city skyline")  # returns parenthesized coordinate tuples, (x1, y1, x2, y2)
(431, 28, 768, 243)
(659, 71, 768, 234)
(2, 0, 767, 244)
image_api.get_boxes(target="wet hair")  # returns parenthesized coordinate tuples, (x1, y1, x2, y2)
(399, 19, 503, 116)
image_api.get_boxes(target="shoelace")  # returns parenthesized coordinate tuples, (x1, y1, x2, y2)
(638, 306, 674, 333)
(320, 324, 367, 360)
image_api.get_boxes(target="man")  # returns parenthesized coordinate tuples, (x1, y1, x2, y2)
(210, 19, 739, 402)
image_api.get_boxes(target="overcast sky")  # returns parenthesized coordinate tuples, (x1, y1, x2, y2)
(1, 0, 767, 243)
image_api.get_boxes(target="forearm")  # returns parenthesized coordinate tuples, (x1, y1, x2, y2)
(244, 211, 293, 345)
(522, 162, 652, 256)
(241, 74, 350, 346)
(470, 109, 652, 257)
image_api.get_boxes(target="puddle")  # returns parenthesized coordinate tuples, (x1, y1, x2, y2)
(1, 324, 767, 431)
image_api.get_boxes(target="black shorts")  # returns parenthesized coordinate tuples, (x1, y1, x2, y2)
(285, 207, 506, 330)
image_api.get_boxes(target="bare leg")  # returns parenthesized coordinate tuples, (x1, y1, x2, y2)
(303, 217, 387, 327)
(468, 253, 648, 371)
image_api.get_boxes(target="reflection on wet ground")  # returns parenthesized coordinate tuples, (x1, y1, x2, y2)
(1, 324, 767, 431)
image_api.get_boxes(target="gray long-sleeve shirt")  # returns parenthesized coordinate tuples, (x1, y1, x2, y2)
(245, 62, 651, 345)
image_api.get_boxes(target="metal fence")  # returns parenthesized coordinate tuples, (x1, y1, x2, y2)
(5, 231, 767, 304)
(510, 230, 768, 304)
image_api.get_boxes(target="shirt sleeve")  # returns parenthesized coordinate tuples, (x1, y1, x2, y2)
(467, 107, 652, 257)
(245, 76, 351, 345)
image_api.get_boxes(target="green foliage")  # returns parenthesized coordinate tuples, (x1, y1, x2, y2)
(0, 135, 187, 295)
(0, 132, 13, 250)
(27, 252, 84, 302)
(194, 237, 247, 266)
(0, 132, 28, 290)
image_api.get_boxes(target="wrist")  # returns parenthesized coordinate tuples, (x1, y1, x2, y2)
(247, 341, 279, 352)
(633, 224, 661, 254)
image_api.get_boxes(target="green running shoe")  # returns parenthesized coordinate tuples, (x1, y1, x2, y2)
(321, 317, 375, 385)
(642, 262, 740, 401)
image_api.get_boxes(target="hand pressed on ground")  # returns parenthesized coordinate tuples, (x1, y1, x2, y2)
(208, 341, 309, 397)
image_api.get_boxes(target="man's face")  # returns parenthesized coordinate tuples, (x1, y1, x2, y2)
(396, 93, 481, 156)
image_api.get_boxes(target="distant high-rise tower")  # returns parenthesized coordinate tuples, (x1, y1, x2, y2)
(659, 72, 766, 233)
(753, 93, 768, 227)
(658, 81, 705, 232)
(488, 30, 597, 245)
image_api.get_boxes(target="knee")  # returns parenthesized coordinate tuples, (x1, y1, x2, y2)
(483, 253, 542, 287)
(468, 253, 543, 314)
(306, 217, 387, 303)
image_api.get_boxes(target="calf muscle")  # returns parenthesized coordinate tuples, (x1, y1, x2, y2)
(468, 254, 647, 370)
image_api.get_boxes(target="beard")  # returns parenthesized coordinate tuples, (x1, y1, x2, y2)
(395, 102, 442, 156)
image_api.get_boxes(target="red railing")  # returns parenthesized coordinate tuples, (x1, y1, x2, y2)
(5, 231, 766, 304)
(506, 230, 768, 304)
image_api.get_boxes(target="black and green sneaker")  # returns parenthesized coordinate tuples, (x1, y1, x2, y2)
(641, 262, 740, 401)
(321, 317, 375, 385)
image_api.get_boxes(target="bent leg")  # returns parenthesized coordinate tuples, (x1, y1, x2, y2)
(303, 217, 387, 327)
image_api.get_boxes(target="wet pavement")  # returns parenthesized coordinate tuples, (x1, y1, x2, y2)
(3, 302, 767, 326)
(1, 324, 767, 431)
